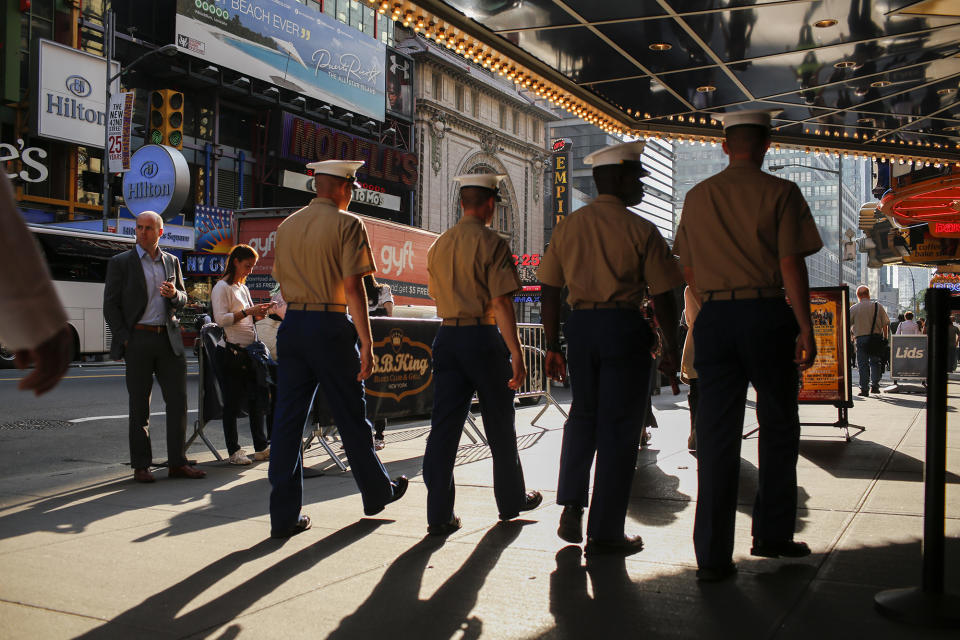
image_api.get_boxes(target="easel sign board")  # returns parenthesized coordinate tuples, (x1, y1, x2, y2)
(890, 335, 928, 379)
(798, 287, 852, 406)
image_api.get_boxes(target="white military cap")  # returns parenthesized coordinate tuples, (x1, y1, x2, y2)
(583, 141, 646, 168)
(454, 173, 506, 191)
(306, 159, 364, 186)
(716, 108, 781, 131)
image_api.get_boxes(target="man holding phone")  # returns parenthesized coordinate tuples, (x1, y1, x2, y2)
(104, 211, 205, 483)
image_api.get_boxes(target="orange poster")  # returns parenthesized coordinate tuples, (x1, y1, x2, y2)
(798, 287, 851, 405)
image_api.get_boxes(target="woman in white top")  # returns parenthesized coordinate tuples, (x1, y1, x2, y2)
(896, 311, 920, 335)
(364, 275, 393, 449)
(212, 244, 274, 465)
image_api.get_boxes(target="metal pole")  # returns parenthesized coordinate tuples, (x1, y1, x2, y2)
(874, 288, 960, 626)
(101, 5, 113, 232)
(837, 157, 843, 286)
(922, 287, 948, 593)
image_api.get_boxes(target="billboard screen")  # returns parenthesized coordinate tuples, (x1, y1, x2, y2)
(175, 0, 385, 120)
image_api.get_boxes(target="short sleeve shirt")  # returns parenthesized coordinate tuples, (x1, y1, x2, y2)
(849, 299, 890, 337)
(272, 198, 376, 305)
(427, 216, 521, 319)
(673, 162, 823, 292)
(537, 194, 683, 305)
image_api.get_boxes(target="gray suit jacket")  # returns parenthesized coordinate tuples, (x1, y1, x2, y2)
(103, 248, 187, 359)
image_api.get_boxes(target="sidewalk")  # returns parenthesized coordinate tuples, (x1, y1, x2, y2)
(0, 381, 957, 639)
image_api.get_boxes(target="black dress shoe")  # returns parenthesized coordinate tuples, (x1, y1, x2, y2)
(750, 538, 811, 558)
(364, 476, 408, 516)
(427, 516, 462, 536)
(696, 562, 737, 582)
(499, 490, 543, 521)
(557, 505, 584, 543)
(584, 534, 644, 557)
(271, 515, 311, 539)
(871, 385, 881, 393)
(857, 389, 869, 397)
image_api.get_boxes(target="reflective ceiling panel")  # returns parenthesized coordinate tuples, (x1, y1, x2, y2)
(416, 0, 960, 160)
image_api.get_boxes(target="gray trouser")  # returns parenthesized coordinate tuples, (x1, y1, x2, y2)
(125, 330, 188, 469)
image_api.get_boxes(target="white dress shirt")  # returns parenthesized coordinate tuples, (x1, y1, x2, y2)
(136, 244, 167, 325)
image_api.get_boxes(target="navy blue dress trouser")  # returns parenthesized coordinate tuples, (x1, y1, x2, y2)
(855, 335, 883, 391)
(268, 310, 393, 532)
(423, 325, 527, 526)
(556, 310, 653, 542)
(692, 299, 801, 570)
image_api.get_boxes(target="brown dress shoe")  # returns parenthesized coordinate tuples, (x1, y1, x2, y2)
(133, 468, 155, 483)
(168, 464, 206, 479)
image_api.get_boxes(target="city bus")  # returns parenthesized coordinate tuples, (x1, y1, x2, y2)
(0, 225, 135, 367)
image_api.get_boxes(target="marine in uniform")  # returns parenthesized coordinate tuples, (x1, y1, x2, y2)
(268, 160, 407, 538)
(423, 173, 542, 535)
(672, 110, 822, 581)
(538, 142, 683, 555)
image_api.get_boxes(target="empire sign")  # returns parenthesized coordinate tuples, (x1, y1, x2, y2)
(552, 139, 571, 227)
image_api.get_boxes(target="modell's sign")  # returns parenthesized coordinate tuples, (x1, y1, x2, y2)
(280, 113, 417, 189)
(33, 39, 120, 148)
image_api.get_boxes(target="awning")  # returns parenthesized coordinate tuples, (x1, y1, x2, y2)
(380, 0, 960, 166)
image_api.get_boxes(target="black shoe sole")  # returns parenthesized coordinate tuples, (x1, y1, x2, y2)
(696, 564, 737, 582)
(364, 476, 409, 516)
(271, 515, 311, 539)
(750, 541, 811, 558)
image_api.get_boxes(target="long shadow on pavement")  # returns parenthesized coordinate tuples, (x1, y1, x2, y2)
(75, 519, 385, 639)
(326, 521, 527, 639)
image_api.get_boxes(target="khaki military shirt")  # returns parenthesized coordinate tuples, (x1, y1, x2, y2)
(427, 216, 521, 319)
(272, 197, 376, 305)
(673, 161, 823, 292)
(849, 299, 889, 337)
(537, 194, 683, 305)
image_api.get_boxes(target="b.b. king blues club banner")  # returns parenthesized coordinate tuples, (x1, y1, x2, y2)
(175, 0, 386, 120)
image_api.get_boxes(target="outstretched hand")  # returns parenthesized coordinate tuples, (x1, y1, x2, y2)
(16, 325, 72, 396)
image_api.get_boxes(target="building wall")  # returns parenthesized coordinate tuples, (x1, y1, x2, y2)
(410, 42, 552, 258)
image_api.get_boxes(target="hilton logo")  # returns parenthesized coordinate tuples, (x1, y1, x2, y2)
(140, 161, 159, 178)
(65, 75, 92, 97)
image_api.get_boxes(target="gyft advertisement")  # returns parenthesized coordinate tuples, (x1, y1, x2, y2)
(175, 0, 386, 120)
(798, 287, 851, 405)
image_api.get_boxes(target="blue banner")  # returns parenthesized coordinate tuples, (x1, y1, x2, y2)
(175, 0, 385, 120)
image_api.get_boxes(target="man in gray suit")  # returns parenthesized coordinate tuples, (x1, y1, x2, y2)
(104, 211, 205, 483)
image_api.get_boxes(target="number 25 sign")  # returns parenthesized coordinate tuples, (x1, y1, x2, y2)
(513, 253, 541, 267)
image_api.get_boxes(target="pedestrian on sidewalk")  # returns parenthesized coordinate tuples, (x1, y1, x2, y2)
(365, 274, 393, 450)
(423, 173, 542, 536)
(850, 287, 890, 396)
(539, 141, 683, 556)
(268, 160, 407, 539)
(949, 315, 960, 373)
(103, 211, 206, 483)
(673, 110, 821, 582)
(211, 243, 273, 466)
(896, 311, 919, 335)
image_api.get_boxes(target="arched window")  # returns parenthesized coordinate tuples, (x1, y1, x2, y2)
(466, 164, 512, 239)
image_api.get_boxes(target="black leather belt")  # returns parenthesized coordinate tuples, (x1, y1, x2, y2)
(703, 287, 784, 301)
(440, 318, 496, 326)
(288, 303, 347, 312)
(572, 301, 639, 310)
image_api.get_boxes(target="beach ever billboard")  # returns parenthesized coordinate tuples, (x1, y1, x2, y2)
(174, 0, 385, 120)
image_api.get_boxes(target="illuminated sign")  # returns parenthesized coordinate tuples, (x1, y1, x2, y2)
(552, 142, 570, 226)
(930, 222, 960, 238)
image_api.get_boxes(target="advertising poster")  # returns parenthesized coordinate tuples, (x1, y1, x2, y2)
(310, 318, 440, 422)
(107, 91, 134, 173)
(386, 49, 413, 119)
(175, 0, 386, 120)
(236, 213, 436, 306)
(195, 205, 235, 253)
(798, 286, 851, 405)
(890, 335, 928, 379)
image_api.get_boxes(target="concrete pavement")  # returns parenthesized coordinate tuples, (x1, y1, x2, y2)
(0, 379, 957, 639)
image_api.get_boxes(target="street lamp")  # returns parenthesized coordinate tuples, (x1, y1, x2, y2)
(101, 6, 178, 230)
(769, 161, 845, 286)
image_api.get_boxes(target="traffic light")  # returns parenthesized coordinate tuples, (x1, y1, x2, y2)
(149, 89, 184, 149)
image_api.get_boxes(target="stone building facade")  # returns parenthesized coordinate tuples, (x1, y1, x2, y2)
(399, 33, 555, 260)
